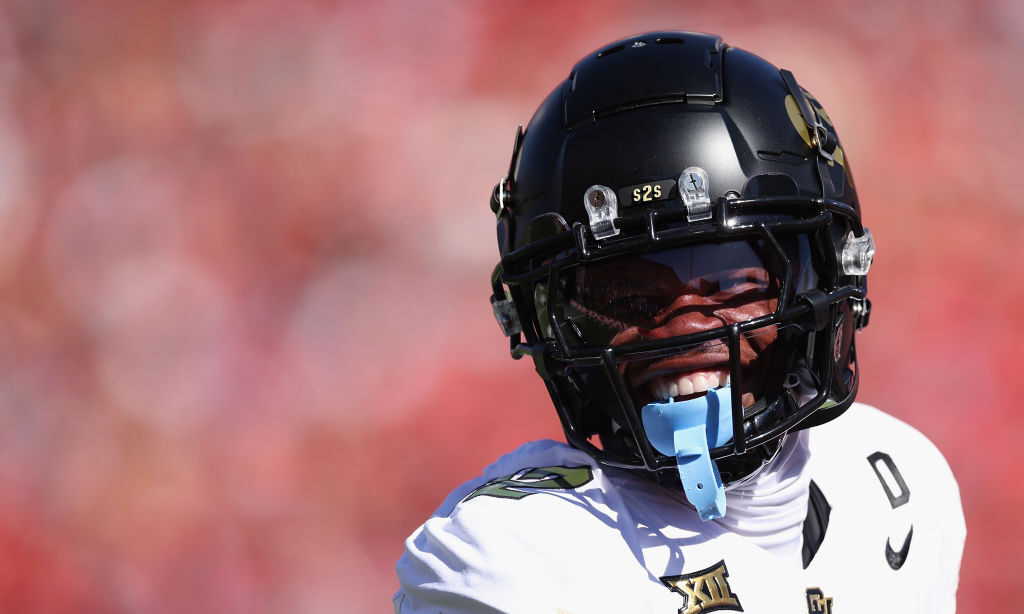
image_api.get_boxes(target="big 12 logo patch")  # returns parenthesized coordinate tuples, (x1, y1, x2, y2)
(660, 560, 743, 614)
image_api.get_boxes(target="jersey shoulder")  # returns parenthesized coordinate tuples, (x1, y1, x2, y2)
(394, 440, 668, 613)
(808, 402, 961, 505)
(803, 403, 966, 612)
(423, 438, 600, 518)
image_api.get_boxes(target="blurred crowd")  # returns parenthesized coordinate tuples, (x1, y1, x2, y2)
(0, 0, 1020, 612)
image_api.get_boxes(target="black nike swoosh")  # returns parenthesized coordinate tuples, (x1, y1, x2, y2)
(885, 525, 913, 570)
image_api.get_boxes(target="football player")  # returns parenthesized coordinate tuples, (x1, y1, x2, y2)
(395, 31, 965, 614)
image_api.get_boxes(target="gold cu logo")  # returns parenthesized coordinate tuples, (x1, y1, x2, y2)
(783, 91, 846, 169)
(660, 560, 743, 614)
(806, 587, 834, 614)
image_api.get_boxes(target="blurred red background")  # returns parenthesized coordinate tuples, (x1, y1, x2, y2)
(0, 0, 1019, 611)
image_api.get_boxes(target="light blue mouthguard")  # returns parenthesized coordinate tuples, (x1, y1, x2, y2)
(640, 386, 734, 521)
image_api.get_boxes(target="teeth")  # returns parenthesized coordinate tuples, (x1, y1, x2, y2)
(651, 370, 731, 401)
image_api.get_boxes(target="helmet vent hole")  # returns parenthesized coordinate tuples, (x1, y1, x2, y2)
(596, 44, 625, 58)
(655, 37, 684, 45)
(696, 482, 704, 490)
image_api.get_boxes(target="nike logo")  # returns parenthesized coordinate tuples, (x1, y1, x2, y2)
(885, 525, 913, 569)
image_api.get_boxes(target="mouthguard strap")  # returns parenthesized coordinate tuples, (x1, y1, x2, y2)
(641, 387, 734, 520)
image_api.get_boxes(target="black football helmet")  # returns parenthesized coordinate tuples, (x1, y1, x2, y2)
(488, 32, 874, 514)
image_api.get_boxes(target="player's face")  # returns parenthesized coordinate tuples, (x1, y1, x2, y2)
(563, 241, 780, 410)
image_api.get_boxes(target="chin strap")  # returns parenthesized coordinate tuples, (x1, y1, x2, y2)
(641, 387, 735, 521)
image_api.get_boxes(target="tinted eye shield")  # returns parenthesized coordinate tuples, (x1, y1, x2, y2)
(556, 241, 780, 346)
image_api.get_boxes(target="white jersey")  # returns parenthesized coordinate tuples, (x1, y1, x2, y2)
(394, 403, 965, 614)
